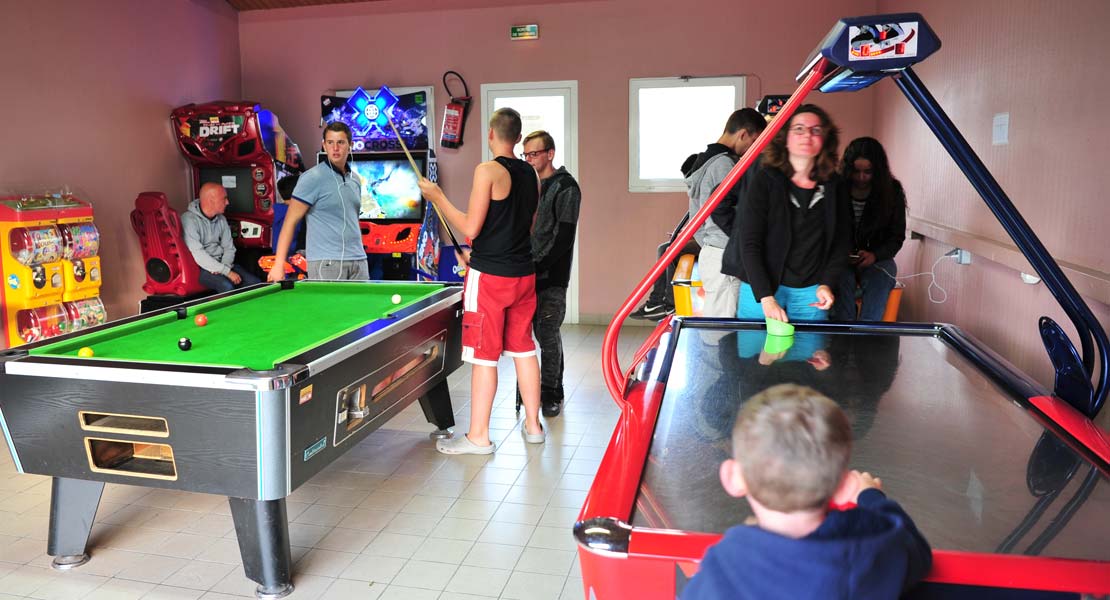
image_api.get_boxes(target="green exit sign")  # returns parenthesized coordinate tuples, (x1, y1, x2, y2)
(510, 24, 539, 41)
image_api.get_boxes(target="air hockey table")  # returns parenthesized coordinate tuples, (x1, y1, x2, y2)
(575, 13, 1110, 600)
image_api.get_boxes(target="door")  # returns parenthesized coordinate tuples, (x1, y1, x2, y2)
(481, 81, 580, 323)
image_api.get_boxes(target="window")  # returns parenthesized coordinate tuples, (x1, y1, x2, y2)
(628, 77, 746, 192)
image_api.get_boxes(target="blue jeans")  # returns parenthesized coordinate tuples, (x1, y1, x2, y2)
(198, 265, 261, 293)
(831, 259, 897, 321)
(738, 282, 829, 322)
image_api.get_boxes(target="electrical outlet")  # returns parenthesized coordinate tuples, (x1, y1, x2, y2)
(956, 249, 972, 265)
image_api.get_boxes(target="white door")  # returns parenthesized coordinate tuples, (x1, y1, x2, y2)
(481, 81, 580, 324)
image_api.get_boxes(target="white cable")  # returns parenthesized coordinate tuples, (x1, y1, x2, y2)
(873, 253, 950, 304)
(328, 149, 358, 282)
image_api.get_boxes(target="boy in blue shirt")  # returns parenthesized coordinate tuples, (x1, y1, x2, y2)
(683, 384, 932, 600)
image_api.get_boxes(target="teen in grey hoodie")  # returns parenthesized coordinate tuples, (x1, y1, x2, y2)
(685, 108, 766, 316)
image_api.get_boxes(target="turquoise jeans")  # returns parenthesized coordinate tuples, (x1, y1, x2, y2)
(738, 282, 829, 322)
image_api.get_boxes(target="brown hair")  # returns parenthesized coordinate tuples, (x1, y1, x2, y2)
(840, 136, 907, 223)
(732, 384, 852, 512)
(523, 130, 555, 151)
(760, 104, 840, 181)
(489, 107, 522, 143)
(322, 121, 352, 144)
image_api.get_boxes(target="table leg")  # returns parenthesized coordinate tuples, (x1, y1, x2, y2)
(419, 379, 455, 439)
(229, 497, 294, 599)
(47, 476, 104, 570)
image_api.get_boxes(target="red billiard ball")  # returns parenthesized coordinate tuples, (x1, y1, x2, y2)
(194, 314, 208, 327)
(178, 337, 192, 351)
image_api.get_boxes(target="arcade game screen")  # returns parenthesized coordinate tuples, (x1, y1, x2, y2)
(198, 166, 256, 214)
(322, 153, 425, 222)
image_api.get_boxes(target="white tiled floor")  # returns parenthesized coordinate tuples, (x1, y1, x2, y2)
(0, 324, 651, 599)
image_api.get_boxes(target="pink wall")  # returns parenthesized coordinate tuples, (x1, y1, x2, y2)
(0, 0, 241, 320)
(875, 0, 1110, 425)
(238, 0, 879, 321)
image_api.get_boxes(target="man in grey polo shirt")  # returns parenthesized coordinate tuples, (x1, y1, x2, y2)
(266, 122, 369, 281)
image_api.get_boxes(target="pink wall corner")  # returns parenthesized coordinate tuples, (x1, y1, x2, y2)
(875, 0, 1110, 412)
(894, 238, 1110, 430)
(239, 0, 879, 320)
(0, 0, 241, 320)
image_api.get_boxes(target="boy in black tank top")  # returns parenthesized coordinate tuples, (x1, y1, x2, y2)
(418, 108, 545, 455)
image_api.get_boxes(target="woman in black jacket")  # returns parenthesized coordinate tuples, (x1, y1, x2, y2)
(732, 104, 852, 322)
(830, 137, 907, 321)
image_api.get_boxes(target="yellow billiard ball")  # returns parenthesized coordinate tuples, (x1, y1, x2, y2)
(77, 347, 94, 358)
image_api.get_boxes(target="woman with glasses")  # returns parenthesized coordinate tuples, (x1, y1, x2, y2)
(830, 137, 907, 321)
(730, 104, 852, 323)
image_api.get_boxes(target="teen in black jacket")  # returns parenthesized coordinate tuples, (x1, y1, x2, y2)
(830, 137, 907, 321)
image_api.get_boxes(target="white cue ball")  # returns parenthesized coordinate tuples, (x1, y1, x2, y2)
(391, 294, 402, 305)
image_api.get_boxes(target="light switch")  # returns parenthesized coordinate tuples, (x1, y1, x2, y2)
(992, 113, 1009, 146)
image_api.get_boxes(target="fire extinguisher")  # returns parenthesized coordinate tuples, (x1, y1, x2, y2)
(440, 70, 471, 149)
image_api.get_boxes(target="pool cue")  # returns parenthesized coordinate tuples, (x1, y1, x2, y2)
(384, 111, 466, 257)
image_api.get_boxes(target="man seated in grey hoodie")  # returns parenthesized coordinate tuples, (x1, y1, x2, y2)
(181, 182, 261, 293)
(686, 108, 766, 317)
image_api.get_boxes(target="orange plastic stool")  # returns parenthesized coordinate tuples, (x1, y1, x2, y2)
(671, 254, 703, 317)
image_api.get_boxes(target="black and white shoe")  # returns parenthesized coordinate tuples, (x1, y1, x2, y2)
(630, 303, 673, 320)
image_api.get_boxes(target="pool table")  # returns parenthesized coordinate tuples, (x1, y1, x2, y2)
(0, 280, 463, 598)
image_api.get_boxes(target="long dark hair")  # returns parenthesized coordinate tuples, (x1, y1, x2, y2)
(840, 137, 906, 222)
(761, 104, 840, 182)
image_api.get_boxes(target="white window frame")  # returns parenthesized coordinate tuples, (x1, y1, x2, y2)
(628, 76, 746, 192)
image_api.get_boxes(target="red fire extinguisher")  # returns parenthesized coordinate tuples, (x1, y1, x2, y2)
(440, 70, 471, 149)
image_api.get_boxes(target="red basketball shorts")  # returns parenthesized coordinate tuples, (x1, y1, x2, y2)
(461, 268, 537, 366)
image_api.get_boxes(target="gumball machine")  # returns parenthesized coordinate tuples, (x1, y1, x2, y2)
(8, 225, 65, 302)
(58, 222, 106, 335)
(62, 297, 107, 332)
(60, 223, 102, 302)
(0, 190, 99, 348)
(14, 304, 70, 345)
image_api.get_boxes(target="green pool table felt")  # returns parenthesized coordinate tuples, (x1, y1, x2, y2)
(32, 282, 446, 370)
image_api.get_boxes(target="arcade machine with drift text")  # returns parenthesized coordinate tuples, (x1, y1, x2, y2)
(170, 101, 304, 274)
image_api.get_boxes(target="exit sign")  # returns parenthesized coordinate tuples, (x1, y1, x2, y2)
(511, 24, 539, 41)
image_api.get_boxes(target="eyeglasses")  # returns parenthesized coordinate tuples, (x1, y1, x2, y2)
(788, 125, 824, 138)
(521, 149, 552, 159)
